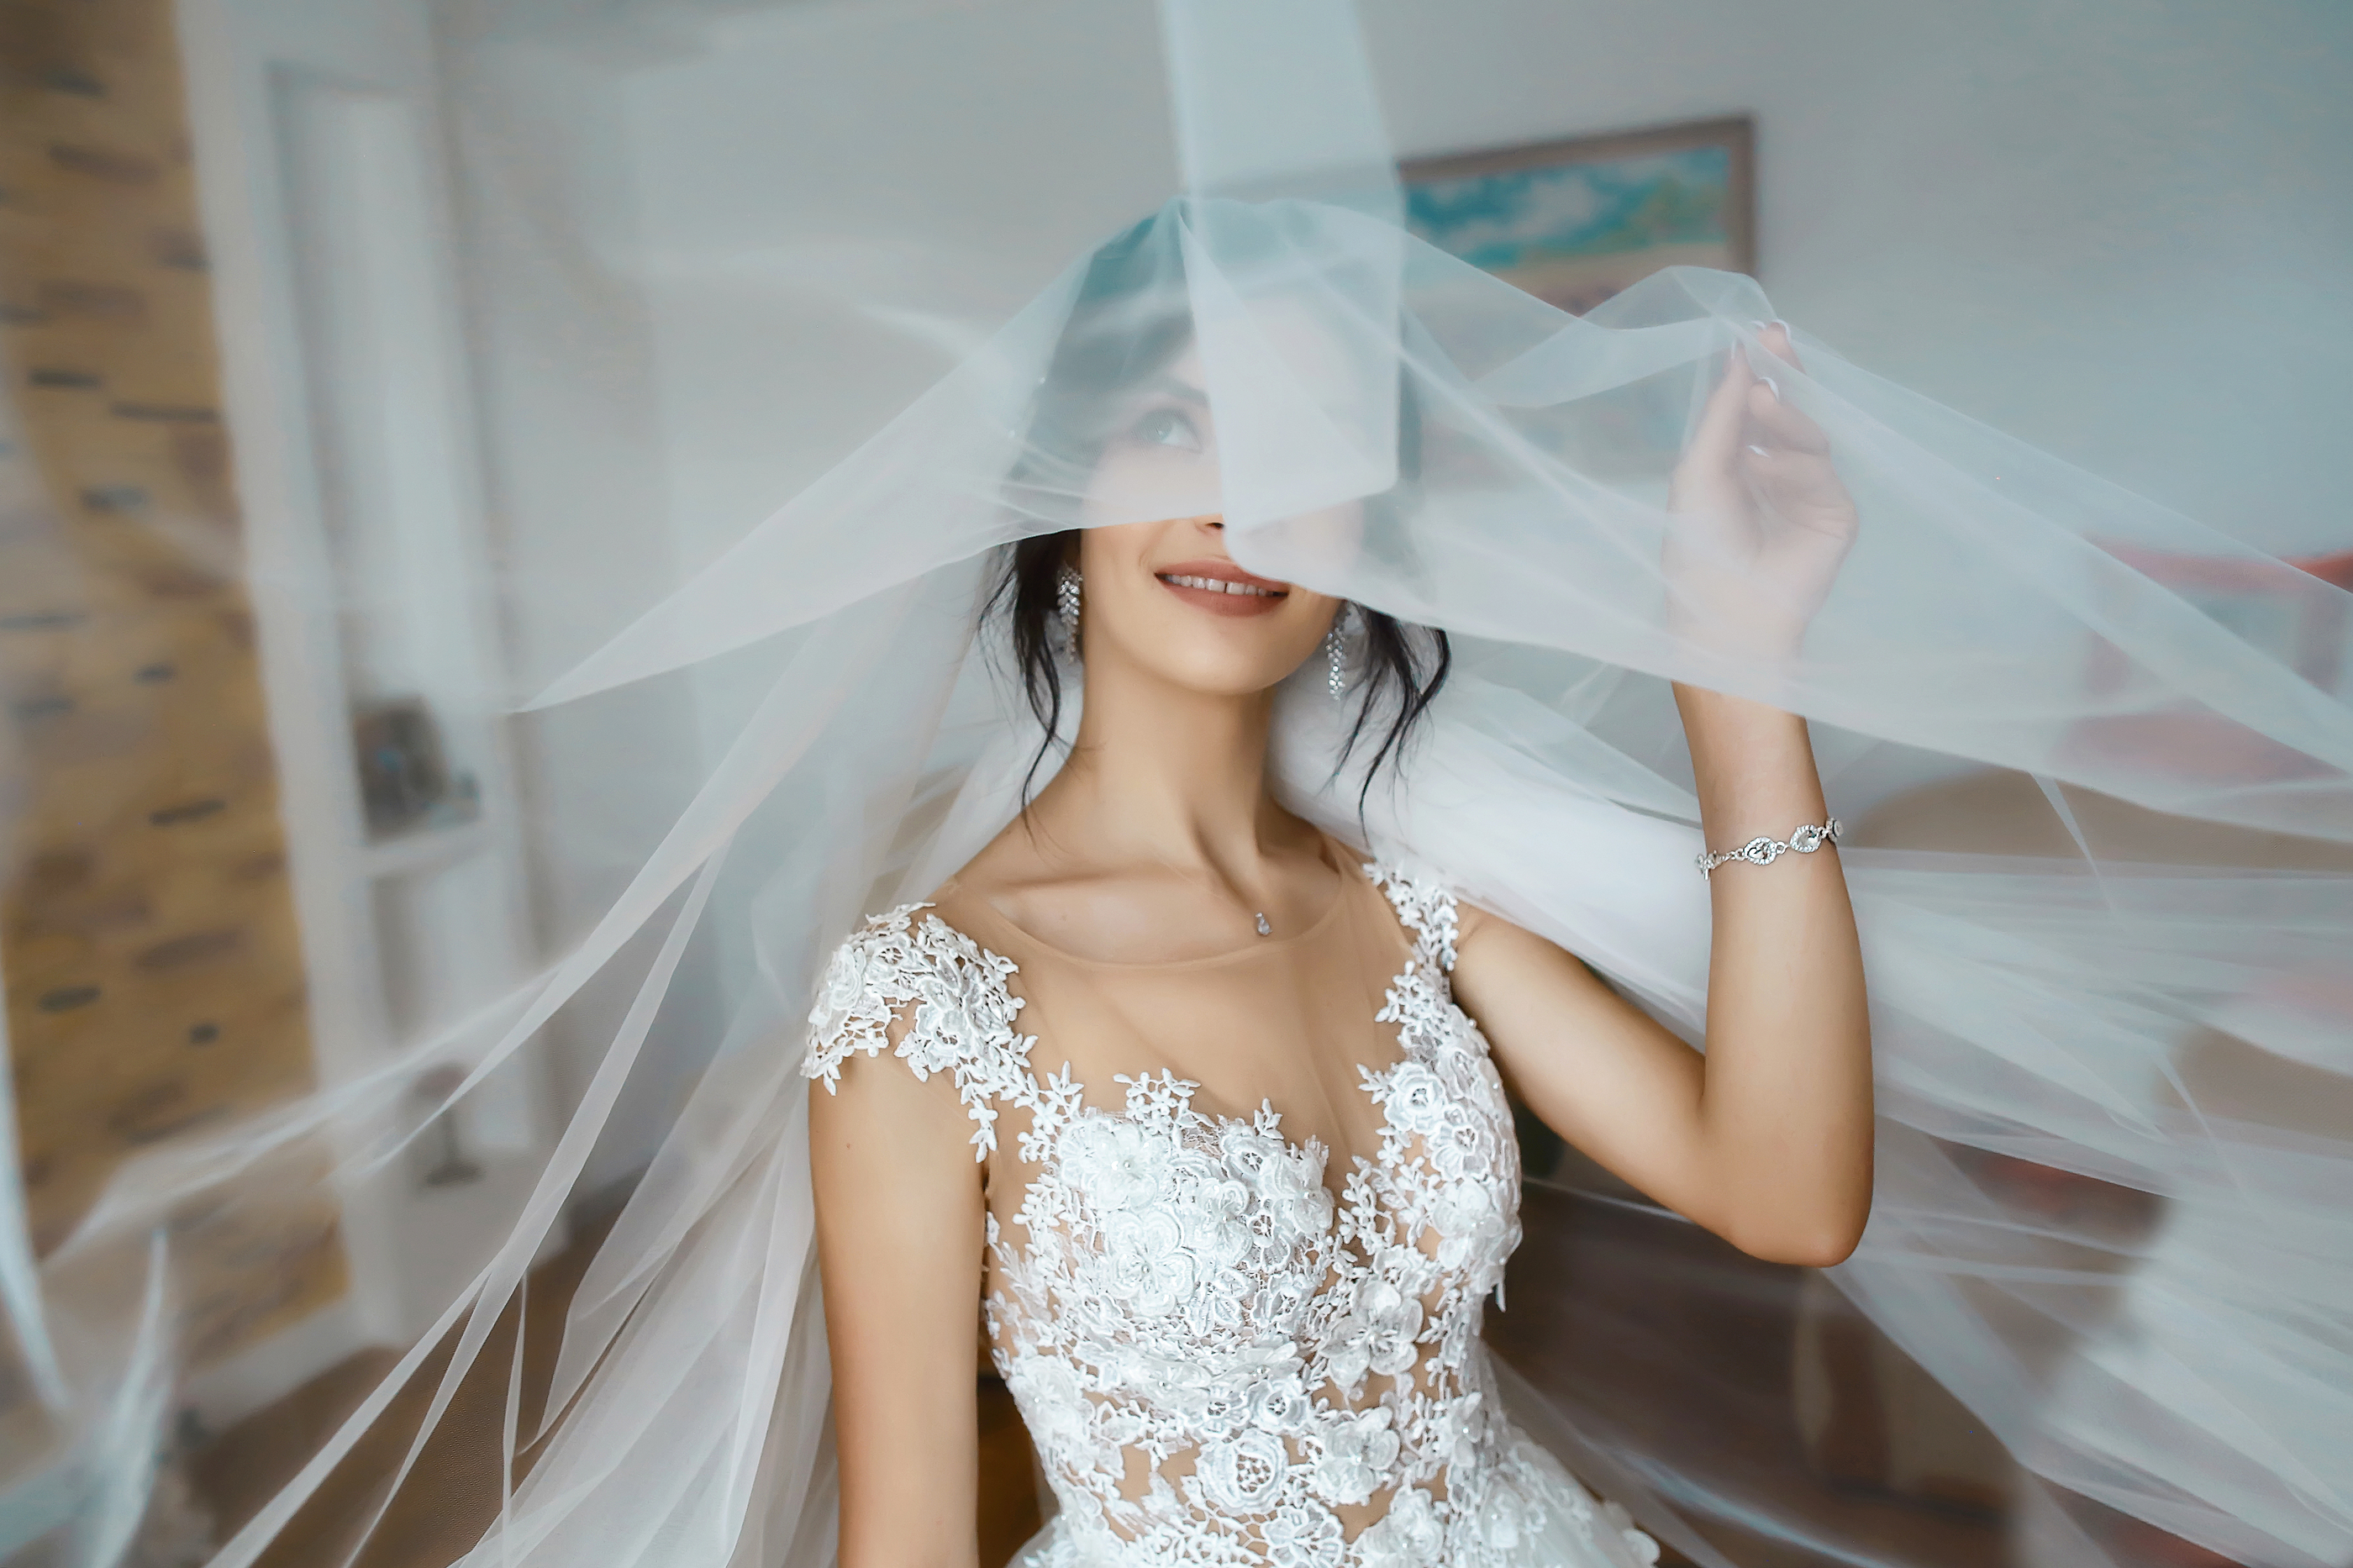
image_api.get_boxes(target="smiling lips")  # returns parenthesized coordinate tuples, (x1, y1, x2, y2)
(1155, 560, 1292, 618)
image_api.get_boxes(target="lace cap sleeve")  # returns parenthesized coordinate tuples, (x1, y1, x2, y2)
(803, 904, 1036, 1160)
(1364, 861, 1461, 974)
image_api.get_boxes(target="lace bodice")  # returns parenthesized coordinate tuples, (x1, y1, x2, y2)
(807, 864, 1656, 1567)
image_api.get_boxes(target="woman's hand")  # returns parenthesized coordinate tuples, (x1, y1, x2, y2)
(1665, 322, 1860, 661)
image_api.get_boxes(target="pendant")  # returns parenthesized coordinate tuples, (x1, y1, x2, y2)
(1254, 913, 1272, 937)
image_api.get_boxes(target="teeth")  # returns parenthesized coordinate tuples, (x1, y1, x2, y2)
(1164, 573, 1279, 597)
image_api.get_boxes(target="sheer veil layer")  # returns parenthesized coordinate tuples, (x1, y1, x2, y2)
(15, 4, 2351, 1567)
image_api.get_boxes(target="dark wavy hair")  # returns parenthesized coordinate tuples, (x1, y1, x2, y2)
(984, 211, 1450, 820)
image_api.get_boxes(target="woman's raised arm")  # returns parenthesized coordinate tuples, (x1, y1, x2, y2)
(1453, 324, 1872, 1267)
(1451, 695, 1871, 1267)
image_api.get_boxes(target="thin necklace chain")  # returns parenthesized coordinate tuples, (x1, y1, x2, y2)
(1152, 844, 1334, 939)
(1156, 859, 1272, 938)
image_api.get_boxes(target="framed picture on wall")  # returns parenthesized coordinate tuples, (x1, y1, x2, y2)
(1401, 115, 1756, 315)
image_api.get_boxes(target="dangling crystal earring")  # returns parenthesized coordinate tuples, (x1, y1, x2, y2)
(1056, 564, 1082, 660)
(1325, 604, 1350, 700)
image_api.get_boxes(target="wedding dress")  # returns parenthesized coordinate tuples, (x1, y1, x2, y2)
(807, 849, 1658, 1568)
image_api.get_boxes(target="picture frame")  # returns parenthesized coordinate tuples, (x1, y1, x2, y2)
(1401, 115, 1756, 315)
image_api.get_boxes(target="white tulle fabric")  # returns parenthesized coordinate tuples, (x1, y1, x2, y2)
(23, 5, 2353, 1568)
(805, 868, 1656, 1568)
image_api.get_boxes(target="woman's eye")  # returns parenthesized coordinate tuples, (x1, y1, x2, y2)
(1133, 408, 1203, 452)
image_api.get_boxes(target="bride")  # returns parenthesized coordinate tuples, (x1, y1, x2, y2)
(807, 308, 1870, 1562)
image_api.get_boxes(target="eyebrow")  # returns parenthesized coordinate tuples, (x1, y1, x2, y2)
(1144, 374, 1208, 405)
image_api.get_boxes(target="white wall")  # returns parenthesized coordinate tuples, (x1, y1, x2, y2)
(444, 18, 739, 1199)
(1361, 0, 2353, 556)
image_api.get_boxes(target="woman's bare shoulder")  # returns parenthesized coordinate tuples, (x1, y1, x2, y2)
(928, 823, 1164, 960)
(919, 816, 1068, 927)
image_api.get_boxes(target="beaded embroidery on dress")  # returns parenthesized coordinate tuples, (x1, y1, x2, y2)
(806, 865, 1658, 1568)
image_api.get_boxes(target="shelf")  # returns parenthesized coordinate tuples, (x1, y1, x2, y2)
(357, 818, 492, 880)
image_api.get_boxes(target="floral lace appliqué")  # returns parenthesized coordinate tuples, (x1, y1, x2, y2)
(805, 868, 1657, 1567)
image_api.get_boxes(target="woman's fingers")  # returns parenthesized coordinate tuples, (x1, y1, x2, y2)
(1740, 430, 1859, 543)
(1685, 328, 1838, 527)
(1686, 345, 1757, 476)
(1740, 440, 1832, 495)
(1744, 384, 1831, 454)
(1734, 326, 1827, 456)
(1756, 318, 1804, 371)
(1732, 324, 1859, 554)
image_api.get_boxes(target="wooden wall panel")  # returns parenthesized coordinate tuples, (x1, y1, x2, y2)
(0, 0, 347, 1392)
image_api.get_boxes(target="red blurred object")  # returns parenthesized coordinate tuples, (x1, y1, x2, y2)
(2070, 547, 2353, 783)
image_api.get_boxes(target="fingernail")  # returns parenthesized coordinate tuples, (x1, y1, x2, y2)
(1745, 443, 1771, 457)
(1759, 374, 1782, 403)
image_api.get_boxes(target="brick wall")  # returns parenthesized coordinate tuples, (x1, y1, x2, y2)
(0, 0, 346, 1401)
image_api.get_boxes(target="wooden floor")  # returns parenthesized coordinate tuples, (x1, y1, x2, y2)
(187, 1211, 1045, 1568)
(187, 1187, 2015, 1568)
(191, 1223, 602, 1568)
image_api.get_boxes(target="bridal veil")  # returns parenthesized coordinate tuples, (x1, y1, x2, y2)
(17, 3, 2352, 1566)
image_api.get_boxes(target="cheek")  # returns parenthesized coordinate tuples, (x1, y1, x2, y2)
(1076, 519, 1160, 588)
(1082, 445, 1221, 527)
(1234, 501, 1366, 584)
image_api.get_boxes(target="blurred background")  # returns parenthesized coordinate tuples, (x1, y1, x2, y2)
(1, 2, 2347, 1565)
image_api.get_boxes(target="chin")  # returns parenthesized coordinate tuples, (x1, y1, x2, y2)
(1138, 640, 1307, 698)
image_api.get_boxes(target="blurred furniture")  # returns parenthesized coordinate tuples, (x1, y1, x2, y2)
(1492, 1180, 2002, 1567)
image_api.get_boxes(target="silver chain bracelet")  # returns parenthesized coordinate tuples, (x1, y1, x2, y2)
(1696, 818, 1842, 879)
